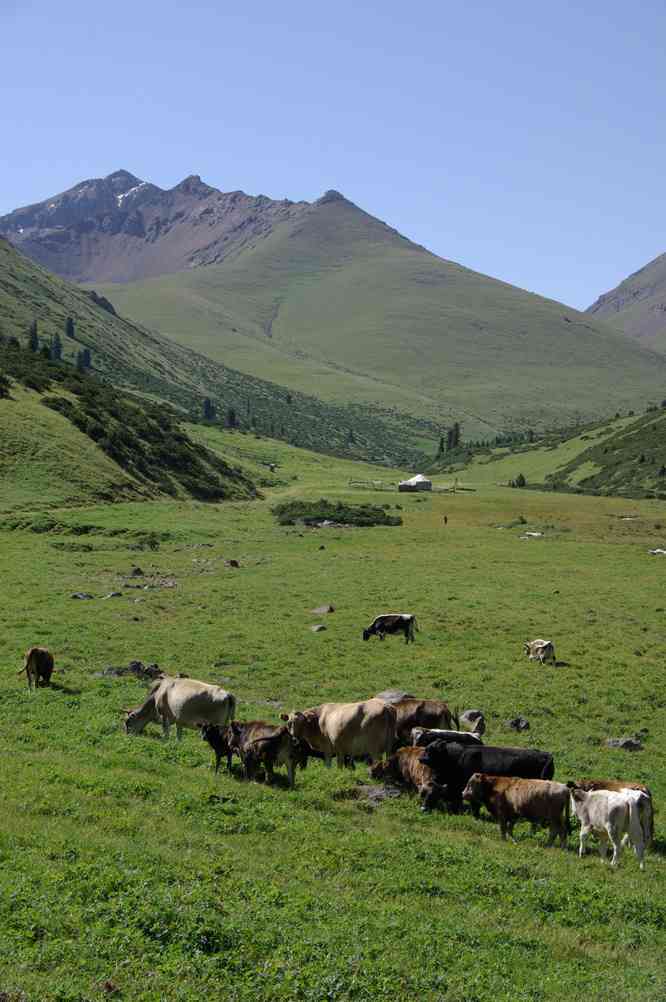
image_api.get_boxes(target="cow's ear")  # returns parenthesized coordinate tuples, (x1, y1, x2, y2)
(280, 713, 289, 721)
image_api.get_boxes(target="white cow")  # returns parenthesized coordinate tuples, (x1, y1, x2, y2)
(411, 727, 483, 747)
(524, 639, 556, 665)
(124, 676, 236, 740)
(569, 788, 648, 870)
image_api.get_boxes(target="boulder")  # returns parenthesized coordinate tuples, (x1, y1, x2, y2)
(507, 715, 530, 732)
(375, 690, 415, 703)
(311, 604, 335, 614)
(71, 592, 94, 600)
(310, 624, 327, 633)
(605, 736, 643, 751)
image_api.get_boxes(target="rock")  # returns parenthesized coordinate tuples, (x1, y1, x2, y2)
(507, 715, 530, 731)
(375, 690, 415, 703)
(605, 736, 643, 751)
(311, 604, 335, 614)
(310, 624, 327, 633)
(97, 660, 162, 680)
(102, 592, 123, 600)
(130, 566, 144, 577)
(71, 592, 94, 600)
(225, 559, 240, 568)
(319, 545, 326, 550)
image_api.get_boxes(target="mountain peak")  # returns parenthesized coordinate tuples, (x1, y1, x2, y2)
(316, 189, 347, 205)
(172, 174, 214, 197)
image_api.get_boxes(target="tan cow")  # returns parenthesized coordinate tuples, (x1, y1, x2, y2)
(370, 747, 447, 811)
(386, 697, 457, 745)
(18, 646, 54, 691)
(524, 639, 556, 665)
(124, 676, 235, 740)
(463, 773, 570, 846)
(281, 698, 396, 768)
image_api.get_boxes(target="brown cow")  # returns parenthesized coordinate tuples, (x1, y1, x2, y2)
(282, 698, 396, 768)
(370, 747, 448, 811)
(386, 697, 457, 746)
(568, 779, 654, 845)
(230, 720, 308, 789)
(18, 646, 54, 691)
(463, 773, 570, 846)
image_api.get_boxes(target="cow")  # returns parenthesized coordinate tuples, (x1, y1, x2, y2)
(459, 709, 486, 736)
(124, 676, 235, 740)
(568, 779, 654, 845)
(370, 747, 448, 812)
(569, 787, 648, 870)
(419, 740, 555, 814)
(201, 721, 307, 789)
(411, 727, 483, 748)
(363, 614, 418, 644)
(387, 697, 458, 746)
(281, 698, 396, 768)
(18, 646, 54, 691)
(462, 773, 570, 846)
(524, 639, 556, 665)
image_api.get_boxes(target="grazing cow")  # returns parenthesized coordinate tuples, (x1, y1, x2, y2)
(459, 709, 486, 736)
(569, 788, 648, 870)
(124, 676, 235, 740)
(370, 747, 448, 812)
(419, 740, 555, 813)
(411, 727, 483, 748)
(524, 639, 556, 665)
(463, 773, 570, 846)
(201, 721, 307, 788)
(281, 698, 396, 768)
(568, 779, 654, 845)
(363, 614, 418, 644)
(19, 646, 54, 691)
(387, 698, 458, 745)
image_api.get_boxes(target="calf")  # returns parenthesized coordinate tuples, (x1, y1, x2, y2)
(203, 721, 307, 789)
(463, 773, 570, 846)
(363, 613, 418, 644)
(18, 646, 55, 691)
(569, 788, 647, 870)
(411, 727, 483, 748)
(370, 747, 448, 812)
(568, 778, 654, 845)
(420, 740, 555, 814)
(524, 639, 556, 665)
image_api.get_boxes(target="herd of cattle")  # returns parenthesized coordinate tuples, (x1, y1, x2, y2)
(19, 640, 654, 870)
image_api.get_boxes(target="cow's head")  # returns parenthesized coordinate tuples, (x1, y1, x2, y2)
(362, 629, 372, 641)
(123, 708, 144, 734)
(523, 642, 530, 656)
(369, 759, 390, 781)
(280, 711, 305, 738)
(418, 739, 449, 770)
(462, 772, 485, 802)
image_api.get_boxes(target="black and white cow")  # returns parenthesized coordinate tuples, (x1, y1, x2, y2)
(363, 613, 418, 644)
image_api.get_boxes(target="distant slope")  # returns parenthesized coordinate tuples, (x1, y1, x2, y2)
(97, 191, 666, 435)
(0, 238, 435, 466)
(5, 172, 666, 436)
(0, 340, 256, 511)
(443, 409, 666, 499)
(587, 252, 666, 351)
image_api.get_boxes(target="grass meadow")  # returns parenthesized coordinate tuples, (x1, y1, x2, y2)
(2, 434, 666, 1001)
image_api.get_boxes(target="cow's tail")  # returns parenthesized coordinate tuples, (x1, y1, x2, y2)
(628, 796, 644, 850)
(228, 693, 237, 723)
(564, 789, 572, 835)
(452, 705, 461, 731)
(541, 755, 555, 781)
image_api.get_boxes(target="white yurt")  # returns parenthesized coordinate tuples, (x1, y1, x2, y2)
(398, 473, 432, 492)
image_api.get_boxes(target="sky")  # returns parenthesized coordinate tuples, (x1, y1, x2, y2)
(1, 0, 665, 309)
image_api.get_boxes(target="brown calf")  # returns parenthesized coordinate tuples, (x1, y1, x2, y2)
(370, 746, 448, 812)
(19, 646, 54, 691)
(389, 698, 457, 746)
(463, 773, 570, 846)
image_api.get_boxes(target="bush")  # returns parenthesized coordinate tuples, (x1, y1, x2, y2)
(271, 498, 403, 527)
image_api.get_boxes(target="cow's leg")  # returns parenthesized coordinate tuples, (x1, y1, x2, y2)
(176, 724, 183, 741)
(597, 831, 610, 862)
(499, 817, 508, 840)
(578, 825, 590, 858)
(226, 751, 233, 774)
(287, 760, 295, 789)
(161, 718, 171, 740)
(609, 832, 621, 867)
(336, 753, 345, 769)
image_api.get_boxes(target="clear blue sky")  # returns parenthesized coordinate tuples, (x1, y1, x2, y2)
(2, 0, 665, 308)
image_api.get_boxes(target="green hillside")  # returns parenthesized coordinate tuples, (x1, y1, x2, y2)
(588, 251, 666, 350)
(97, 194, 666, 435)
(0, 339, 256, 511)
(0, 237, 437, 466)
(441, 407, 666, 499)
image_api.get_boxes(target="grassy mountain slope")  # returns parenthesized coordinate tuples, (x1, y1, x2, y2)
(0, 340, 256, 512)
(0, 238, 437, 465)
(97, 194, 666, 434)
(444, 408, 666, 498)
(587, 251, 666, 350)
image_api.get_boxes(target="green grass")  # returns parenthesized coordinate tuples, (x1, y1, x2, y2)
(0, 237, 438, 466)
(2, 436, 666, 1001)
(95, 197, 666, 437)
